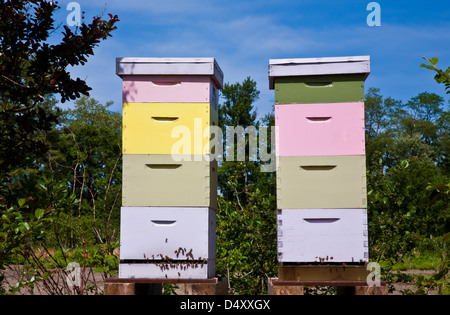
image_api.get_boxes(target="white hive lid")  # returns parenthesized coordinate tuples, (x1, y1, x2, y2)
(269, 55, 370, 89)
(116, 57, 224, 89)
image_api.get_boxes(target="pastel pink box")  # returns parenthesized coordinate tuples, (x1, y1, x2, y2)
(275, 102, 365, 156)
(122, 75, 219, 111)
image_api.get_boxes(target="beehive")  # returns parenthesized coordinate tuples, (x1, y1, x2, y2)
(117, 57, 223, 279)
(269, 56, 370, 263)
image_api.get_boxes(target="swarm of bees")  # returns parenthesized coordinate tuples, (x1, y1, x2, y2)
(142, 247, 208, 274)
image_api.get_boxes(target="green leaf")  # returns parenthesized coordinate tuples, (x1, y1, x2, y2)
(35, 209, 45, 220)
(429, 57, 439, 66)
(420, 64, 435, 71)
(442, 232, 450, 243)
(2, 214, 10, 223)
(18, 198, 26, 207)
(19, 222, 30, 231)
(445, 67, 450, 75)
(434, 74, 447, 84)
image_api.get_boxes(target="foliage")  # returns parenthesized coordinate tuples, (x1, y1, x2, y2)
(421, 57, 450, 94)
(0, 0, 119, 180)
(0, 0, 119, 105)
(0, 96, 122, 294)
(0, 0, 119, 294)
(365, 86, 449, 294)
(216, 170, 277, 295)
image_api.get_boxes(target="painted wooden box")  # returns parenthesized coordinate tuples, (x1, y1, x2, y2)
(121, 75, 220, 112)
(277, 208, 369, 263)
(122, 102, 218, 155)
(119, 207, 216, 261)
(119, 207, 216, 279)
(275, 102, 365, 156)
(276, 155, 367, 209)
(269, 56, 370, 104)
(122, 154, 217, 209)
(116, 57, 224, 90)
(273, 74, 366, 104)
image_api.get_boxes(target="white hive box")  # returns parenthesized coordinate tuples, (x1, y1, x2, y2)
(119, 207, 216, 279)
(120, 207, 216, 261)
(277, 209, 369, 263)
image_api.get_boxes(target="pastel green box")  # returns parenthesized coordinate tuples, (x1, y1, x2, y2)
(269, 56, 370, 104)
(276, 155, 367, 209)
(122, 154, 218, 209)
(274, 74, 366, 104)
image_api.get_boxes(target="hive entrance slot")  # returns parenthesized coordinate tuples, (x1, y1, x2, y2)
(146, 164, 182, 170)
(306, 117, 332, 122)
(151, 220, 177, 226)
(303, 218, 340, 224)
(305, 82, 333, 88)
(300, 165, 336, 171)
(151, 117, 179, 122)
(151, 81, 181, 86)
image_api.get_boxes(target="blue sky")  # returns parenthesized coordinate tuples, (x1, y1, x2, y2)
(53, 0, 450, 118)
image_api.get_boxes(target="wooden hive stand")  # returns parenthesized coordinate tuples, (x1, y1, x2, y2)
(268, 263, 388, 295)
(104, 277, 229, 296)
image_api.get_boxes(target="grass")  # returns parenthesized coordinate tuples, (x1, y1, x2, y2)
(387, 252, 443, 271)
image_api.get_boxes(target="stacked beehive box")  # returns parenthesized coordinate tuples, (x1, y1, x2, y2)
(116, 58, 223, 279)
(269, 56, 371, 264)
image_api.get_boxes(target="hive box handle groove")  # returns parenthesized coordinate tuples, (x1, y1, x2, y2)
(151, 116, 179, 122)
(306, 116, 332, 122)
(151, 220, 177, 226)
(305, 82, 333, 88)
(304, 218, 340, 223)
(151, 81, 181, 86)
(300, 165, 336, 171)
(146, 164, 182, 170)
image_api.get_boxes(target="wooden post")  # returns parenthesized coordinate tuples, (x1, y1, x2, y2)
(278, 263, 370, 281)
(104, 283, 162, 295)
(268, 278, 388, 295)
(104, 277, 228, 296)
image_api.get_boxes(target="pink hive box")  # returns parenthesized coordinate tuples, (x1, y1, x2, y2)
(122, 75, 219, 111)
(275, 102, 365, 156)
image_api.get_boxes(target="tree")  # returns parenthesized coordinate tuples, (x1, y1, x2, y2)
(218, 77, 260, 201)
(53, 96, 122, 250)
(216, 77, 277, 294)
(0, 0, 119, 178)
(0, 1, 119, 293)
(0, 96, 122, 294)
(365, 88, 449, 279)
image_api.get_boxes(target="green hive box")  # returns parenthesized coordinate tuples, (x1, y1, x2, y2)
(274, 74, 366, 104)
(122, 154, 218, 209)
(276, 155, 367, 209)
(269, 56, 370, 104)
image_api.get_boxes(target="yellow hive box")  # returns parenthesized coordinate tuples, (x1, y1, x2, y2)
(123, 102, 218, 155)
